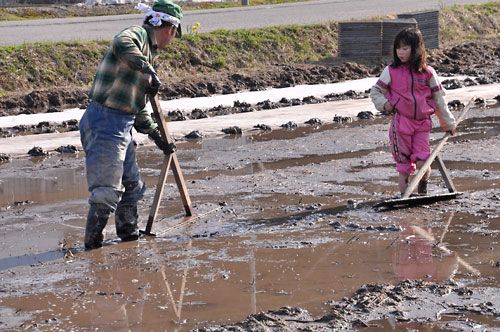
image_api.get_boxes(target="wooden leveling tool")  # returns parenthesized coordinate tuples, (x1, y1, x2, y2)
(375, 98, 475, 210)
(141, 94, 192, 235)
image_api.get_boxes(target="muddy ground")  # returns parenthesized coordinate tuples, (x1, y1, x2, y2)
(0, 38, 499, 331)
(0, 99, 499, 330)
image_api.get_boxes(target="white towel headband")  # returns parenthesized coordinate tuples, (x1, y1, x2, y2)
(135, 3, 181, 27)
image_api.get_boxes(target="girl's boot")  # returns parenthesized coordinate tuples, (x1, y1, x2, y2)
(418, 179, 428, 195)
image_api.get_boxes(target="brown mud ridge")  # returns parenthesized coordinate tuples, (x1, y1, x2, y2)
(0, 90, 370, 138)
(0, 92, 491, 141)
(0, 38, 498, 116)
(0, 81, 496, 140)
(0, 119, 79, 138)
(195, 280, 499, 331)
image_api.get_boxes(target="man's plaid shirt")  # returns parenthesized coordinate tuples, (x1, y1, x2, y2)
(89, 25, 159, 134)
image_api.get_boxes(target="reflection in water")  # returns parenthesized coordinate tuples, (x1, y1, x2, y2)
(84, 241, 196, 331)
(410, 225, 480, 276)
(393, 226, 458, 282)
(393, 212, 479, 281)
(0, 250, 65, 271)
(87, 248, 146, 331)
(249, 235, 257, 315)
(160, 240, 192, 330)
(2, 210, 494, 330)
(0, 168, 87, 207)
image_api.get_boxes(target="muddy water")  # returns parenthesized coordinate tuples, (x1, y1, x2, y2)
(0, 106, 499, 330)
(0, 211, 497, 331)
(0, 167, 87, 207)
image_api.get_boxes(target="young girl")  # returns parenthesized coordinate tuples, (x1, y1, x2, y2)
(370, 28, 456, 196)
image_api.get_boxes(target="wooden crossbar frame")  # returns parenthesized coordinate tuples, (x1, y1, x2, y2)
(143, 95, 192, 235)
(374, 98, 475, 210)
(401, 98, 474, 199)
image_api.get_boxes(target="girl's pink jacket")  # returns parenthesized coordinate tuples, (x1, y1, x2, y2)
(370, 64, 455, 131)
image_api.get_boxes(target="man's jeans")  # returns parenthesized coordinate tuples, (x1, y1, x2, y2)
(80, 102, 146, 211)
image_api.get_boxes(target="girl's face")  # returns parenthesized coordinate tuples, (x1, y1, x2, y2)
(396, 43, 412, 64)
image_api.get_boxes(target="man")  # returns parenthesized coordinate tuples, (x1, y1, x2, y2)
(79, 0, 182, 250)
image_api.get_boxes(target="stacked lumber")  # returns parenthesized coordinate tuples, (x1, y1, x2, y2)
(398, 10, 440, 49)
(338, 21, 382, 59)
(382, 18, 418, 55)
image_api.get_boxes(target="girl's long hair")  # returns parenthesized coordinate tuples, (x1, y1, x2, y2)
(392, 28, 427, 72)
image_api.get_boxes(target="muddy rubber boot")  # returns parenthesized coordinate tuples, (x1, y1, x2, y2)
(84, 204, 111, 251)
(115, 202, 140, 242)
(418, 179, 428, 195)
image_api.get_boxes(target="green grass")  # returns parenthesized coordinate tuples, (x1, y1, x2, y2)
(440, 2, 499, 45)
(0, 23, 336, 93)
(154, 23, 337, 73)
(0, 41, 107, 92)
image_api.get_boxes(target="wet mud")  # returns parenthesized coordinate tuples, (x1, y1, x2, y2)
(1, 34, 499, 330)
(0, 99, 499, 330)
(196, 280, 499, 331)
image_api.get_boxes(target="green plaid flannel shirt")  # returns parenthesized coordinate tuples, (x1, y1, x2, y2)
(89, 25, 159, 134)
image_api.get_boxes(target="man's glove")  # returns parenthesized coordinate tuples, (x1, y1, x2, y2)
(148, 129, 176, 154)
(141, 64, 161, 95)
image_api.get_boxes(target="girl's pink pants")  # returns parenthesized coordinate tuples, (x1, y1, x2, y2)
(389, 113, 432, 174)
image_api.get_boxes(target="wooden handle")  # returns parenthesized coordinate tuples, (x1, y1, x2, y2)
(402, 98, 475, 198)
(145, 94, 192, 234)
(150, 95, 174, 144)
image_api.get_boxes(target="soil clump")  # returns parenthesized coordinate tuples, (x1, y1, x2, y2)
(195, 280, 499, 331)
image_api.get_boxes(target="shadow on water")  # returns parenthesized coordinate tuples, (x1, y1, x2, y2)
(0, 250, 65, 271)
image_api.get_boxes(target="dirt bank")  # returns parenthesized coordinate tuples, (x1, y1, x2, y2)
(1, 37, 499, 117)
(0, 2, 498, 115)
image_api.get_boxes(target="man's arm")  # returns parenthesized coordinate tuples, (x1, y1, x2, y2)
(134, 107, 157, 135)
(112, 27, 150, 71)
(135, 108, 176, 154)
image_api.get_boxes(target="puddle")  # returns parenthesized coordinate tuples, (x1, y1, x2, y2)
(0, 168, 88, 207)
(0, 210, 498, 330)
(0, 250, 65, 271)
(0, 107, 498, 330)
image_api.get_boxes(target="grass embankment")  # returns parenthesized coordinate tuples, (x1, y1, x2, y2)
(0, 2, 498, 98)
(440, 2, 499, 45)
(0, 23, 337, 97)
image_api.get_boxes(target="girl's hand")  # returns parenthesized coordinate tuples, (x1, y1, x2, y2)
(448, 126, 456, 136)
(383, 102, 394, 115)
